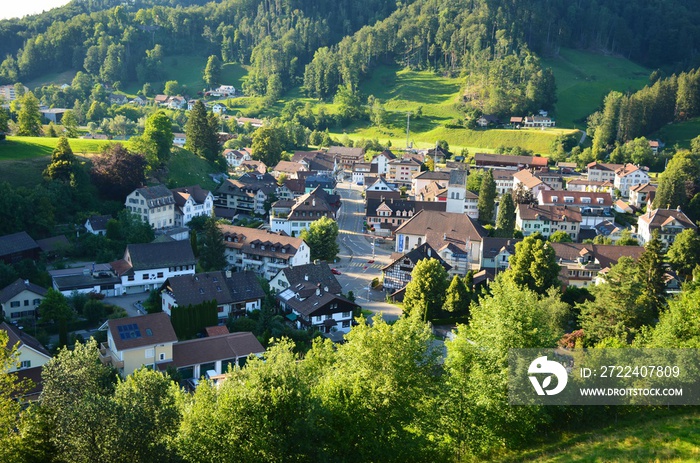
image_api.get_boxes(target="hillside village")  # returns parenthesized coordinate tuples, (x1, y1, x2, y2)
(2, 0, 700, 461)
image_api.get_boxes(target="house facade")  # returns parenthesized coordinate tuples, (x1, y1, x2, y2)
(629, 183, 657, 209)
(85, 215, 112, 235)
(171, 186, 214, 227)
(614, 164, 650, 197)
(587, 162, 623, 183)
(125, 185, 176, 230)
(110, 241, 196, 294)
(0, 232, 41, 264)
(370, 150, 396, 175)
(215, 172, 277, 216)
(219, 225, 310, 279)
(278, 286, 358, 334)
(387, 158, 421, 185)
(550, 243, 645, 288)
(537, 190, 613, 227)
(637, 208, 697, 247)
(223, 148, 252, 168)
(516, 204, 582, 241)
(492, 169, 517, 195)
(0, 279, 47, 321)
(366, 198, 445, 235)
(173, 332, 264, 380)
(269, 261, 342, 295)
(269, 187, 341, 236)
(412, 171, 450, 196)
(381, 243, 451, 294)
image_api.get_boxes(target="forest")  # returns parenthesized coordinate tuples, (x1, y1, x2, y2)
(1, 0, 699, 120)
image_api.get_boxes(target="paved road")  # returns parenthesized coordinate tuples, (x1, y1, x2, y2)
(334, 181, 402, 322)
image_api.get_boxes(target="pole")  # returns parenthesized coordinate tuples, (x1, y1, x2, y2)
(406, 112, 411, 149)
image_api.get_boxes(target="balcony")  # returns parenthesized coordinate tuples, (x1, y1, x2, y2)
(99, 342, 124, 368)
(242, 258, 264, 266)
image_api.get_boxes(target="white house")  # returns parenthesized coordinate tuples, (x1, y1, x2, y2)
(537, 190, 613, 227)
(614, 164, 650, 197)
(278, 286, 358, 335)
(0, 279, 47, 321)
(173, 133, 187, 146)
(512, 169, 552, 197)
(269, 187, 340, 237)
(110, 241, 196, 294)
(492, 169, 516, 195)
(587, 162, 623, 183)
(445, 170, 479, 219)
(171, 185, 214, 227)
(370, 150, 396, 175)
(637, 207, 697, 247)
(125, 184, 176, 230)
(84, 215, 112, 236)
(516, 204, 582, 241)
(629, 183, 657, 210)
(223, 148, 252, 168)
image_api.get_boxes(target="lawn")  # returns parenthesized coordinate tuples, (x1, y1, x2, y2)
(0, 136, 114, 160)
(497, 409, 700, 463)
(165, 147, 219, 191)
(25, 69, 78, 90)
(542, 48, 651, 129)
(653, 117, 700, 149)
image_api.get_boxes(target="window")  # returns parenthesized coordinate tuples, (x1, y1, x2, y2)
(159, 353, 166, 361)
(145, 348, 154, 358)
(342, 321, 350, 328)
(142, 274, 149, 280)
(128, 275, 135, 281)
(23, 300, 29, 306)
(10, 301, 19, 308)
(157, 272, 163, 278)
(20, 360, 30, 369)
(33, 298, 41, 306)
(342, 311, 351, 318)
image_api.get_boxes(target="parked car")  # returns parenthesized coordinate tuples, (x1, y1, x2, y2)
(331, 268, 341, 275)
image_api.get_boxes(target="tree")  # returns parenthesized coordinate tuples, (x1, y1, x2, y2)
(16, 91, 42, 136)
(653, 150, 700, 210)
(548, 230, 573, 242)
(495, 193, 515, 237)
(643, 284, 700, 348)
(477, 169, 496, 223)
(443, 275, 470, 316)
(403, 258, 449, 321)
(61, 109, 79, 137)
(300, 216, 339, 262)
(667, 229, 700, 280)
(334, 84, 363, 122)
(185, 100, 218, 162)
(579, 257, 650, 345)
(203, 55, 222, 88)
(617, 229, 639, 246)
(466, 169, 483, 193)
(251, 125, 285, 168)
(511, 182, 535, 204)
(163, 80, 180, 96)
(140, 111, 173, 170)
(636, 231, 667, 318)
(198, 219, 226, 272)
(38, 289, 74, 347)
(43, 136, 76, 183)
(0, 107, 9, 134)
(0, 330, 31, 461)
(508, 235, 560, 294)
(90, 143, 147, 200)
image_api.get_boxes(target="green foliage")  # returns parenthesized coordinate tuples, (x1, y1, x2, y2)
(495, 192, 515, 237)
(402, 258, 449, 321)
(38, 288, 74, 347)
(508, 234, 560, 294)
(667, 229, 700, 280)
(0, 330, 30, 461)
(299, 216, 340, 262)
(548, 230, 573, 243)
(171, 300, 218, 340)
(143, 289, 162, 314)
(42, 136, 76, 183)
(653, 148, 700, 210)
(90, 143, 147, 200)
(251, 125, 285, 167)
(203, 55, 222, 88)
(140, 111, 174, 170)
(443, 275, 470, 316)
(198, 218, 226, 272)
(477, 169, 496, 223)
(16, 92, 42, 136)
(642, 284, 700, 348)
(185, 101, 219, 163)
(83, 299, 106, 324)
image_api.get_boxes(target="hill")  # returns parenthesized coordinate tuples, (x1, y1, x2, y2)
(498, 409, 700, 463)
(653, 118, 700, 149)
(542, 48, 651, 129)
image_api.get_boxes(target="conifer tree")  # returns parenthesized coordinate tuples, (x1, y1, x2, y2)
(477, 169, 496, 224)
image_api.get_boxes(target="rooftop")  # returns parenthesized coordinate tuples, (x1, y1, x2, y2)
(108, 313, 177, 351)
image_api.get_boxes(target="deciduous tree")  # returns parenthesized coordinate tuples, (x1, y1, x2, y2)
(300, 216, 339, 262)
(16, 91, 42, 136)
(508, 234, 560, 294)
(38, 289, 74, 347)
(90, 143, 147, 200)
(403, 258, 449, 321)
(667, 229, 700, 280)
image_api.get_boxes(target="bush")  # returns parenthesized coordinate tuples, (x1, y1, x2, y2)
(228, 316, 258, 333)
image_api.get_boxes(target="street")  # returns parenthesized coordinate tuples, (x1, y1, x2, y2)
(334, 181, 402, 322)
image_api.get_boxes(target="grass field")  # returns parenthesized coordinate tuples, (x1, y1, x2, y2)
(542, 48, 651, 129)
(498, 409, 700, 462)
(25, 69, 78, 89)
(0, 136, 114, 160)
(167, 147, 219, 190)
(654, 118, 700, 149)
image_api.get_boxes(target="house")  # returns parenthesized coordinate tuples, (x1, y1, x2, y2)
(629, 183, 657, 210)
(109, 94, 128, 105)
(637, 207, 697, 247)
(649, 140, 661, 154)
(586, 162, 623, 183)
(474, 153, 548, 170)
(239, 159, 267, 174)
(235, 117, 264, 128)
(173, 133, 186, 146)
(366, 198, 446, 235)
(270, 187, 341, 236)
(479, 237, 520, 271)
(269, 261, 342, 295)
(614, 164, 650, 197)
(0, 279, 47, 321)
(278, 285, 359, 334)
(273, 160, 308, 179)
(370, 150, 396, 175)
(537, 190, 613, 227)
(125, 184, 176, 230)
(130, 95, 148, 106)
(219, 225, 310, 279)
(549, 243, 645, 288)
(173, 331, 264, 380)
(510, 116, 524, 127)
(281, 178, 306, 199)
(412, 170, 450, 196)
(215, 172, 277, 216)
(0, 232, 41, 264)
(512, 169, 552, 197)
(171, 185, 214, 227)
(516, 204, 582, 241)
(445, 170, 479, 219)
(328, 146, 365, 171)
(381, 243, 451, 296)
(206, 85, 236, 97)
(0, 322, 52, 400)
(492, 169, 517, 195)
(351, 162, 377, 185)
(565, 178, 614, 193)
(416, 181, 448, 203)
(85, 214, 112, 235)
(161, 271, 264, 321)
(593, 221, 638, 244)
(168, 96, 187, 110)
(0, 84, 28, 101)
(304, 174, 337, 194)
(292, 151, 338, 178)
(476, 114, 500, 127)
(425, 144, 450, 163)
(394, 210, 488, 275)
(100, 312, 178, 377)
(223, 148, 252, 168)
(154, 94, 169, 105)
(39, 108, 68, 124)
(211, 103, 226, 114)
(110, 241, 196, 294)
(387, 158, 422, 185)
(614, 200, 633, 214)
(52, 265, 122, 297)
(523, 115, 555, 127)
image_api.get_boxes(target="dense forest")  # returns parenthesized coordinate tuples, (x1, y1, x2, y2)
(1, 0, 699, 116)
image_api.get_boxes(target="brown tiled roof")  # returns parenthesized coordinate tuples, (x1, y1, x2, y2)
(615, 163, 643, 177)
(126, 240, 195, 271)
(274, 160, 307, 173)
(491, 169, 517, 180)
(219, 225, 303, 260)
(205, 326, 230, 337)
(394, 210, 488, 250)
(283, 290, 357, 318)
(328, 146, 365, 159)
(0, 279, 47, 303)
(163, 271, 264, 307)
(586, 162, 623, 172)
(413, 171, 450, 181)
(538, 190, 613, 207)
(638, 208, 697, 230)
(0, 321, 50, 357)
(291, 150, 325, 162)
(481, 237, 521, 259)
(173, 332, 264, 368)
(365, 190, 402, 202)
(513, 170, 545, 189)
(475, 153, 548, 168)
(134, 184, 174, 204)
(108, 313, 177, 351)
(382, 242, 451, 272)
(630, 183, 656, 193)
(517, 204, 582, 223)
(240, 160, 267, 174)
(549, 243, 645, 269)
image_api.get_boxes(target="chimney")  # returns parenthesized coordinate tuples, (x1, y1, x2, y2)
(677, 205, 682, 212)
(312, 198, 316, 207)
(324, 286, 329, 292)
(24, 280, 29, 287)
(226, 270, 232, 278)
(304, 274, 309, 281)
(316, 287, 321, 296)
